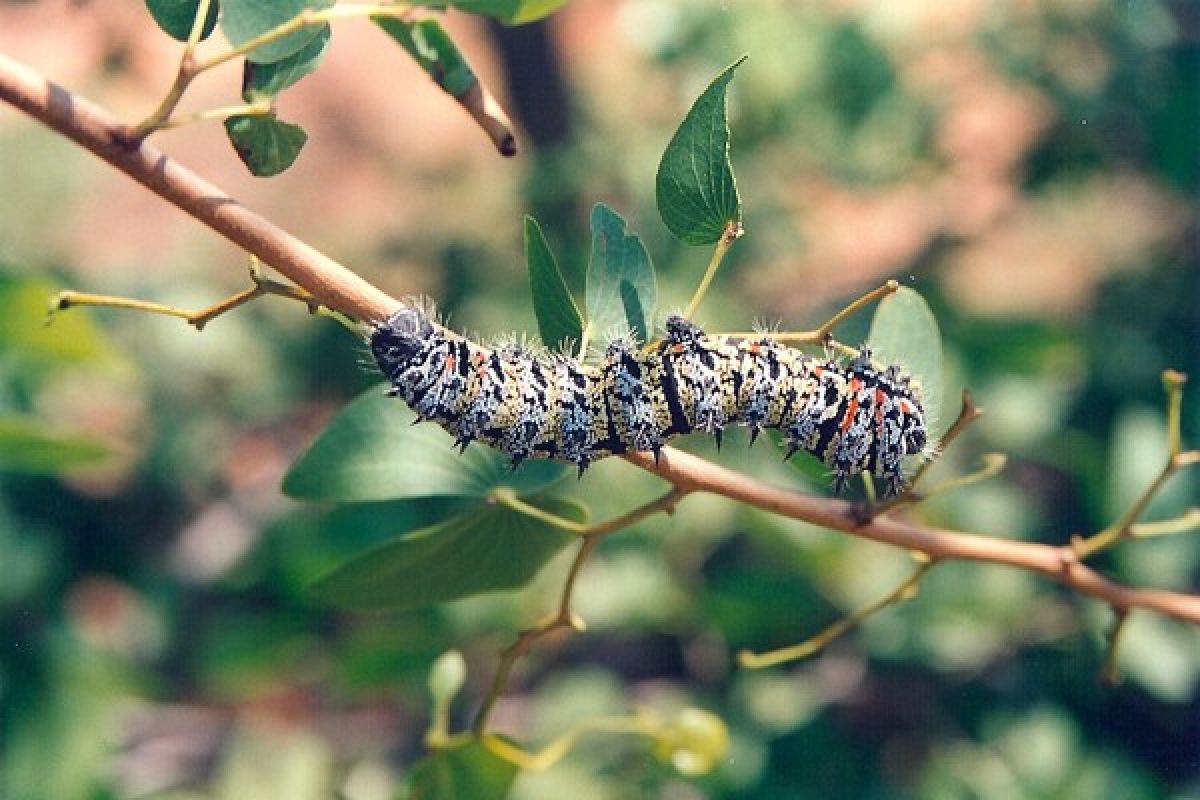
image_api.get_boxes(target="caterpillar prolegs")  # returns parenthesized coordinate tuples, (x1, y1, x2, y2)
(369, 306, 929, 496)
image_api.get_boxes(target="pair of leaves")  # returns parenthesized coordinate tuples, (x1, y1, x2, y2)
(146, 0, 543, 177)
(284, 389, 582, 611)
(525, 204, 657, 355)
(525, 58, 746, 355)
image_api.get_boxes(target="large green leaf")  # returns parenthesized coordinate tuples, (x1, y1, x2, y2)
(309, 494, 585, 611)
(0, 416, 112, 474)
(224, 114, 308, 176)
(525, 215, 583, 355)
(283, 387, 566, 502)
(412, 0, 568, 25)
(656, 58, 744, 246)
(585, 203, 657, 344)
(220, 0, 333, 64)
(145, 0, 220, 42)
(242, 23, 330, 100)
(407, 740, 518, 800)
(866, 287, 945, 436)
(374, 17, 478, 99)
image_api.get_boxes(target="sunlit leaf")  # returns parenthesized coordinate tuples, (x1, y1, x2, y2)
(866, 286, 944, 436)
(221, 0, 333, 64)
(585, 203, 657, 344)
(0, 416, 112, 474)
(224, 113, 308, 176)
(525, 215, 582, 355)
(407, 740, 518, 800)
(656, 57, 744, 246)
(242, 24, 330, 100)
(309, 494, 585, 611)
(3, 276, 127, 372)
(283, 387, 566, 502)
(374, 17, 478, 98)
(145, 0, 220, 42)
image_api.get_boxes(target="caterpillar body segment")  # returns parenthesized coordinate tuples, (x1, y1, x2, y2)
(369, 305, 928, 496)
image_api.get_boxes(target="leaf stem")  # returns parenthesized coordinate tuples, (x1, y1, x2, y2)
(738, 556, 935, 669)
(682, 220, 743, 320)
(1130, 508, 1200, 538)
(127, 0, 214, 139)
(725, 280, 900, 345)
(157, 99, 274, 131)
(49, 260, 339, 331)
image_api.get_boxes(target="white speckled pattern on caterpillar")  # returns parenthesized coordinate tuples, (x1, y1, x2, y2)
(369, 306, 929, 495)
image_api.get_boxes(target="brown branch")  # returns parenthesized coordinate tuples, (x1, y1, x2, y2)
(4, 53, 1200, 627)
(622, 448, 1200, 624)
(0, 52, 399, 326)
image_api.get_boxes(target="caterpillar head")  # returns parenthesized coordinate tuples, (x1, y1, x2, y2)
(370, 307, 435, 380)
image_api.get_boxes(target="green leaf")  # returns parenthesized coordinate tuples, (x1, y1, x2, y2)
(4, 276, 127, 372)
(656, 57, 744, 246)
(242, 23, 330, 100)
(0, 416, 112, 474)
(525, 215, 583, 355)
(283, 387, 566, 503)
(224, 113, 308, 176)
(309, 494, 585, 611)
(411, 0, 568, 25)
(145, 0, 220, 42)
(220, 0, 333, 64)
(374, 17, 479, 98)
(407, 740, 518, 800)
(866, 286, 945, 436)
(585, 203, 657, 344)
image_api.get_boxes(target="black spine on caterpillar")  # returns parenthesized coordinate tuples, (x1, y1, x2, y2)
(369, 305, 929, 496)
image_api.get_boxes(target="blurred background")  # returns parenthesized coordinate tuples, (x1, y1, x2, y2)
(1, 1, 1198, 797)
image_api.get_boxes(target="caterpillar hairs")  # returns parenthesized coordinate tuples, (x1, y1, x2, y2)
(369, 304, 929, 496)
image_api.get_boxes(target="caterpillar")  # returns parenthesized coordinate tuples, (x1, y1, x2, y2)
(369, 305, 929, 496)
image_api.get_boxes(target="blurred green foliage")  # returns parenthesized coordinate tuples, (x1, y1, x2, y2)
(2, 0, 1199, 798)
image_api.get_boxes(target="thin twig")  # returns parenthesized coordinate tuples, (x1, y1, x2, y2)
(482, 711, 658, 771)
(1073, 371, 1195, 560)
(683, 221, 744, 321)
(127, 0, 214, 139)
(725, 280, 900, 345)
(51, 262, 324, 331)
(472, 488, 689, 733)
(739, 556, 936, 668)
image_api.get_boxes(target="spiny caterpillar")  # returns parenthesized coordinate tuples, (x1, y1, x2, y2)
(369, 306, 929, 496)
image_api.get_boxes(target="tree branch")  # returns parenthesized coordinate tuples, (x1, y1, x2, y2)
(4, 52, 1200, 627)
(0, 52, 399, 325)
